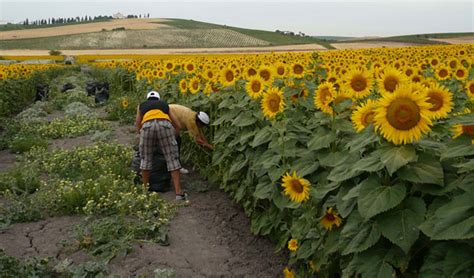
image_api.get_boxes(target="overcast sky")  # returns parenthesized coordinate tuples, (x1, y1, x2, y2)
(0, 0, 472, 37)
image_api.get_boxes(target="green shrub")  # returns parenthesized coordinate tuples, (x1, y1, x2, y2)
(8, 135, 48, 154)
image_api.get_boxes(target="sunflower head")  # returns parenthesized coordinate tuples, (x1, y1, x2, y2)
(261, 87, 285, 119)
(121, 98, 129, 109)
(465, 80, 474, 98)
(436, 66, 451, 80)
(179, 79, 188, 94)
(258, 66, 274, 83)
(424, 83, 453, 120)
(290, 62, 305, 78)
(351, 99, 378, 132)
(314, 82, 337, 115)
(373, 84, 433, 145)
(453, 124, 474, 144)
(320, 207, 342, 231)
(343, 67, 373, 99)
(189, 77, 201, 94)
(281, 171, 310, 203)
(283, 267, 296, 278)
(454, 67, 467, 81)
(220, 68, 236, 87)
(287, 239, 298, 252)
(246, 77, 265, 99)
(377, 66, 407, 95)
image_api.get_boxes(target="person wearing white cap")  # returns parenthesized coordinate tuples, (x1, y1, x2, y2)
(135, 91, 187, 200)
(169, 104, 214, 174)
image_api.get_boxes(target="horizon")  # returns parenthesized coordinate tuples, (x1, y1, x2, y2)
(0, 0, 473, 37)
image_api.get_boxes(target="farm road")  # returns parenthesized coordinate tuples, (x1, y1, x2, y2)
(0, 108, 285, 277)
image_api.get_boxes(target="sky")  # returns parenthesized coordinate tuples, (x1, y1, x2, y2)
(0, 0, 472, 37)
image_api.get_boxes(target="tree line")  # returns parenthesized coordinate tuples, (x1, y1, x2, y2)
(22, 14, 150, 26)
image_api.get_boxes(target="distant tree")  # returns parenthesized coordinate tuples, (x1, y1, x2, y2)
(147, 13, 150, 18)
(24, 18, 29, 25)
(139, 14, 142, 18)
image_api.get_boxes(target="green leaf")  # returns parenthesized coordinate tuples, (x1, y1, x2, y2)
(340, 210, 381, 255)
(420, 242, 474, 277)
(344, 246, 396, 278)
(337, 184, 357, 218)
(228, 154, 248, 175)
(452, 172, 474, 192)
(398, 154, 444, 186)
(328, 158, 362, 182)
(253, 180, 273, 200)
(272, 187, 301, 210)
(448, 112, 474, 125)
(419, 192, 474, 240)
(379, 145, 418, 176)
(250, 126, 273, 147)
(358, 176, 406, 220)
(352, 152, 384, 173)
(318, 151, 349, 167)
(296, 240, 314, 260)
(345, 127, 378, 153)
(376, 197, 426, 253)
(307, 129, 336, 151)
(311, 181, 340, 200)
(232, 112, 257, 127)
(454, 158, 474, 174)
(441, 135, 474, 160)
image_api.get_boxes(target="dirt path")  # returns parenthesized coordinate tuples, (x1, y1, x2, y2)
(0, 109, 285, 276)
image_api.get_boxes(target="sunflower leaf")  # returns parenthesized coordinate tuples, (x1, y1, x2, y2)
(232, 112, 257, 127)
(447, 113, 474, 125)
(398, 154, 444, 186)
(351, 152, 384, 173)
(357, 176, 406, 220)
(250, 126, 273, 147)
(419, 191, 474, 240)
(376, 197, 426, 253)
(340, 210, 381, 255)
(343, 245, 396, 278)
(307, 129, 336, 151)
(440, 135, 474, 160)
(379, 145, 418, 176)
(345, 127, 378, 153)
(420, 242, 474, 277)
(253, 180, 273, 200)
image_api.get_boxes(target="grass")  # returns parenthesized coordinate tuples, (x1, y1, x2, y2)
(0, 19, 111, 32)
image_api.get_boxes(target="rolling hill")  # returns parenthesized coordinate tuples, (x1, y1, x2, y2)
(0, 18, 471, 52)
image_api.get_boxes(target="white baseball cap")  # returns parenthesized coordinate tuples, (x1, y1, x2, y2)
(147, 91, 160, 99)
(197, 111, 210, 125)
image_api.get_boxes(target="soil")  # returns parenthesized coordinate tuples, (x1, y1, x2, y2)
(0, 108, 286, 277)
(0, 43, 327, 56)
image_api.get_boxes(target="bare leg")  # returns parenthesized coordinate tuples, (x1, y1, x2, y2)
(142, 170, 150, 186)
(170, 169, 182, 194)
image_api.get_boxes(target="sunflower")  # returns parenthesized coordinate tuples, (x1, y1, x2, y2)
(373, 84, 433, 145)
(204, 69, 215, 81)
(274, 62, 287, 78)
(309, 260, 319, 273)
(258, 66, 273, 84)
(351, 99, 378, 132)
(121, 98, 129, 109)
(220, 68, 236, 87)
(465, 80, 474, 98)
(261, 87, 285, 119)
(246, 77, 265, 99)
(320, 207, 342, 231)
(435, 66, 450, 80)
(281, 171, 310, 203)
(189, 77, 201, 94)
(314, 82, 337, 115)
(377, 67, 407, 95)
(424, 83, 453, 120)
(179, 79, 188, 94)
(283, 267, 296, 278)
(290, 62, 305, 78)
(287, 239, 298, 252)
(165, 62, 174, 71)
(343, 67, 373, 99)
(447, 58, 459, 69)
(454, 67, 468, 81)
(245, 67, 258, 78)
(453, 124, 474, 144)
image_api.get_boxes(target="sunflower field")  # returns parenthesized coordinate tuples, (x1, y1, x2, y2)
(2, 44, 474, 276)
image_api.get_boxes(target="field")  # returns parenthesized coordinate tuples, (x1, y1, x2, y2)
(0, 43, 473, 276)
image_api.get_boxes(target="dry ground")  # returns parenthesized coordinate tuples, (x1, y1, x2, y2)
(0, 19, 169, 40)
(429, 36, 474, 45)
(0, 108, 286, 277)
(331, 41, 421, 49)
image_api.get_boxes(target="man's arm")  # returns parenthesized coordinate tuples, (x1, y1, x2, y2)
(135, 105, 143, 134)
(196, 129, 214, 150)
